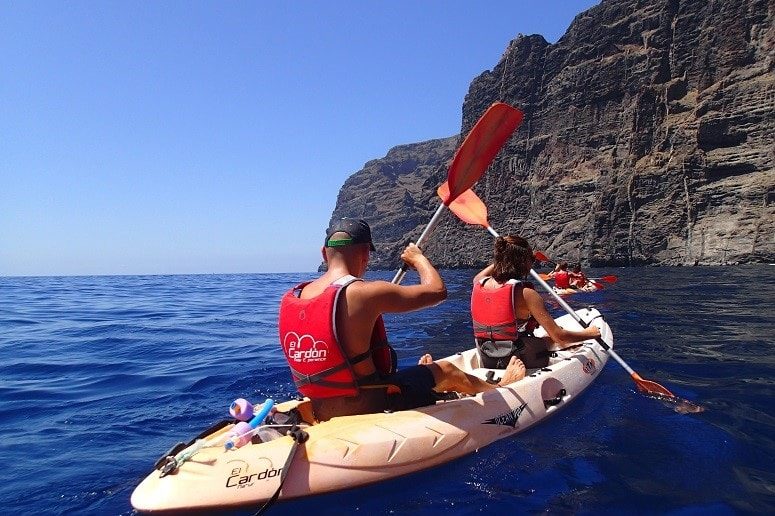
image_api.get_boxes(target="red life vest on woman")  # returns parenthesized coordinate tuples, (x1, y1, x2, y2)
(553, 270, 571, 289)
(278, 275, 396, 399)
(471, 278, 538, 340)
(471, 277, 538, 368)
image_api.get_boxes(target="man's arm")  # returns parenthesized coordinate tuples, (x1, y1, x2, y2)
(357, 243, 447, 314)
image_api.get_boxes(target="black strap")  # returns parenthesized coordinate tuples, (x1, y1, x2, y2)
(348, 349, 372, 365)
(290, 361, 354, 388)
(290, 350, 372, 390)
(252, 427, 309, 516)
(473, 321, 519, 340)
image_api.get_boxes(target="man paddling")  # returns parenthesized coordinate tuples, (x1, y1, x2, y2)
(278, 218, 525, 421)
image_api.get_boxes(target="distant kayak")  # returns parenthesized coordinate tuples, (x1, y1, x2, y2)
(552, 281, 600, 296)
(131, 308, 612, 513)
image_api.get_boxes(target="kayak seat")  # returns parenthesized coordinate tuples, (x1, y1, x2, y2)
(310, 384, 402, 422)
(476, 336, 550, 370)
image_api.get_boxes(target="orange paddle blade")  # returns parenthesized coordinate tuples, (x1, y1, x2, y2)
(600, 275, 618, 283)
(631, 373, 675, 398)
(439, 185, 490, 227)
(534, 251, 553, 264)
(441, 102, 524, 205)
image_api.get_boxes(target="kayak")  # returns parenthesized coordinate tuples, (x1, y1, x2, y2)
(552, 281, 600, 296)
(131, 307, 612, 513)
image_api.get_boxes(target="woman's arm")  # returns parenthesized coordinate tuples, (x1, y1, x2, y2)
(473, 264, 495, 284)
(523, 288, 600, 346)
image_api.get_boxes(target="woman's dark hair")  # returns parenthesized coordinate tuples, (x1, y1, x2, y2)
(491, 235, 533, 283)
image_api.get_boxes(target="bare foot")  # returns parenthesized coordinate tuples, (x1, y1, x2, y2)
(498, 356, 526, 386)
(418, 353, 433, 365)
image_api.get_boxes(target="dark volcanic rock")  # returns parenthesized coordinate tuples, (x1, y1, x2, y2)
(329, 0, 774, 269)
(327, 136, 459, 268)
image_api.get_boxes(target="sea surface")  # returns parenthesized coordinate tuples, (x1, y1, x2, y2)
(1, 266, 773, 515)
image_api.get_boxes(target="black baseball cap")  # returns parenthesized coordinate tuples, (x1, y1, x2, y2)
(324, 218, 376, 251)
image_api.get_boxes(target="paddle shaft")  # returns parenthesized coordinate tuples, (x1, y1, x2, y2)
(528, 268, 636, 375)
(391, 203, 445, 284)
(390, 102, 524, 285)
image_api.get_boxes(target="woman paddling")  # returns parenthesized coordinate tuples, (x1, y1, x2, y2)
(467, 235, 601, 369)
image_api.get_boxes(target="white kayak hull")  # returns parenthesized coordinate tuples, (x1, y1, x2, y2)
(131, 308, 612, 513)
(553, 282, 600, 296)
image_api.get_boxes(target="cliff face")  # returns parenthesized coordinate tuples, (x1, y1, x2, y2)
(327, 136, 459, 267)
(329, 0, 774, 269)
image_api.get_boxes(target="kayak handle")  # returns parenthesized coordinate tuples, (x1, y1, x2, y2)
(543, 389, 567, 408)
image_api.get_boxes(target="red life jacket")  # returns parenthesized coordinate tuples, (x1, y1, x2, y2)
(570, 272, 588, 288)
(471, 277, 538, 341)
(471, 277, 539, 369)
(554, 270, 571, 289)
(278, 275, 396, 399)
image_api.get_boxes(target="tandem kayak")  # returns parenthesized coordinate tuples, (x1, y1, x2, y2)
(131, 307, 612, 513)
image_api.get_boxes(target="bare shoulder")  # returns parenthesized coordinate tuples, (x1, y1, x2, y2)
(522, 287, 549, 313)
(346, 279, 398, 300)
(522, 286, 541, 301)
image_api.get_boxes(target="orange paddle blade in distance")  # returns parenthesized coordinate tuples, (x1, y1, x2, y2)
(438, 184, 489, 227)
(442, 102, 524, 205)
(534, 251, 552, 263)
(600, 275, 619, 283)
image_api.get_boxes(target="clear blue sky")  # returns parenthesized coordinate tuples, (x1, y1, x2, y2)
(1, 1, 598, 276)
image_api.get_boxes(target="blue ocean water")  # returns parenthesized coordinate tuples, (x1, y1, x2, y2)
(1, 266, 773, 515)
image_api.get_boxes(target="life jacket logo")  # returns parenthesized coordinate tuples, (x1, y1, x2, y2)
(483, 402, 528, 428)
(283, 331, 329, 363)
(225, 459, 282, 489)
(582, 358, 597, 375)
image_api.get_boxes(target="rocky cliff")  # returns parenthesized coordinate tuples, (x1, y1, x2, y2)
(328, 0, 774, 269)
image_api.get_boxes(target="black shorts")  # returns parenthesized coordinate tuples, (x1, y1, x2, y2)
(382, 364, 437, 410)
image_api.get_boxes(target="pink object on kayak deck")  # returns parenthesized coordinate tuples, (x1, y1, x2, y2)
(225, 421, 253, 449)
(229, 398, 254, 421)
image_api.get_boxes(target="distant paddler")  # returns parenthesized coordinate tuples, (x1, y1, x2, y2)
(547, 261, 572, 289)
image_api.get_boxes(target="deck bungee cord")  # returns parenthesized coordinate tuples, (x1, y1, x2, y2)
(158, 399, 277, 477)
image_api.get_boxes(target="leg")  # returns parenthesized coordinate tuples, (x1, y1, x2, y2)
(418, 353, 433, 365)
(426, 356, 525, 394)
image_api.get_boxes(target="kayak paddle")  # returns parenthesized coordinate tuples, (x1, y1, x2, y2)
(534, 251, 556, 266)
(444, 187, 698, 407)
(392, 102, 523, 284)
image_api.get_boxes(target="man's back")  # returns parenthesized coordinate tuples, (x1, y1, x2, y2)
(300, 276, 380, 380)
